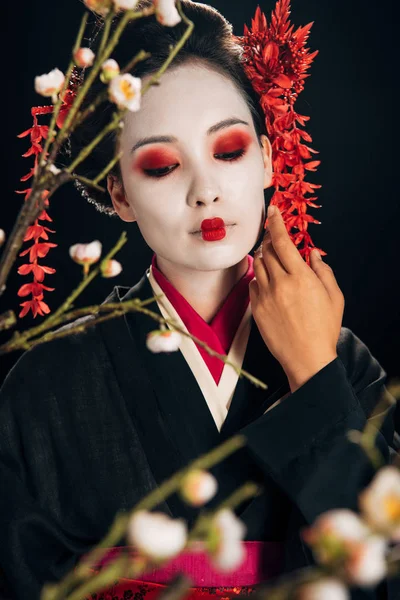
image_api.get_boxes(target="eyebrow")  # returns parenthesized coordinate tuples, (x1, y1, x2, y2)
(130, 117, 250, 153)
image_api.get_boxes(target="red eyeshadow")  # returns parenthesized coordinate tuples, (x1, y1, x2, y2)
(213, 130, 252, 154)
(134, 148, 178, 171)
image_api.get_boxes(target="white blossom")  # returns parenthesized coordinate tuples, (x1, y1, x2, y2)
(34, 68, 65, 102)
(100, 58, 120, 83)
(297, 578, 350, 600)
(109, 73, 141, 112)
(208, 509, 247, 572)
(69, 240, 102, 265)
(180, 469, 218, 507)
(83, 0, 112, 15)
(146, 330, 182, 353)
(0, 229, 5, 247)
(359, 466, 400, 541)
(48, 164, 61, 176)
(74, 47, 95, 68)
(128, 510, 187, 560)
(302, 509, 388, 587)
(100, 259, 123, 278)
(345, 535, 387, 587)
(113, 0, 139, 10)
(154, 0, 182, 27)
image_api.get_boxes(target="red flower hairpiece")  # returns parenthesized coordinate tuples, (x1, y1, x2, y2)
(16, 68, 81, 318)
(233, 0, 324, 266)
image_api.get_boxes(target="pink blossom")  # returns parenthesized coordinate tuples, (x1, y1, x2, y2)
(69, 240, 102, 265)
(100, 259, 123, 278)
(34, 68, 65, 102)
(146, 330, 182, 353)
(128, 511, 187, 560)
(180, 470, 218, 507)
(154, 0, 182, 27)
(74, 47, 95, 68)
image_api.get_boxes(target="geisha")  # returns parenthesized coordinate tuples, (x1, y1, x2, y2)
(0, 1, 397, 599)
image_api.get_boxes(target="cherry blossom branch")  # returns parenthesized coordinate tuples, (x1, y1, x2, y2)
(73, 49, 151, 129)
(123, 303, 268, 390)
(0, 232, 128, 354)
(0, 2, 193, 299)
(39, 12, 89, 167)
(44, 434, 248, 600)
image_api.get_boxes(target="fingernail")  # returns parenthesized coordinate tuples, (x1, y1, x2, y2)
(313, 249, 322, 260)
(267, 205, 275, 217)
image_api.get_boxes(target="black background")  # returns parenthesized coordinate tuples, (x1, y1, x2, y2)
(1, 1, 398, 395)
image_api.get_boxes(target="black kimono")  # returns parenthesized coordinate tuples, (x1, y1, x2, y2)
(0, 268, 398, 600)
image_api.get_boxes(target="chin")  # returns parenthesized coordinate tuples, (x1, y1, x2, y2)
(187, 247, 251, 272)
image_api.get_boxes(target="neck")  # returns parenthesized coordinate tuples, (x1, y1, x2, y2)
(155, 255, 249, 323)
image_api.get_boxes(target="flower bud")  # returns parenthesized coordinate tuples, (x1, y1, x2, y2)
(69, 240, 102, 266)
(207, 509, 247, 572)
(34, 68, 65, 103)
(74, 47, 95, 68)
(100, 259, 122, 278)
(154, 0, 182, 27)
(180, 469, 218, 507)
(128, 510, 187, 560)
(83, 0, 113, 15)
(146, 329, 182, 353)
(100, 59, 120, 83)
(113, 0, 139, 9)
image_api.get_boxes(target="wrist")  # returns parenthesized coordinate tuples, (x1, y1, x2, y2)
(286, 354, 338, 393)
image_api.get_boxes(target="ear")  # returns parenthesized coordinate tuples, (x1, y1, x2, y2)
(107, 175, 137, 223)
(260, 134, 273, 189)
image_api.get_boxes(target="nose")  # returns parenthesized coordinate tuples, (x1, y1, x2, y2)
(186, 170, 222, 208)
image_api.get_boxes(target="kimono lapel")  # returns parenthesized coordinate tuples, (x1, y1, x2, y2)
(119, 271, 222, 462)
(147, 266, 252, 432)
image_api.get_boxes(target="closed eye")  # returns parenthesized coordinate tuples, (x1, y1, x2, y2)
(143, 149, 246, 179)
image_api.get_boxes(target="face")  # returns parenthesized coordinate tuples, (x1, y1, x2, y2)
(108, 61, 273, 273)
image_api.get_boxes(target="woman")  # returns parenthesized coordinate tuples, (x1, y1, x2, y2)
(0, 1, 397, 599)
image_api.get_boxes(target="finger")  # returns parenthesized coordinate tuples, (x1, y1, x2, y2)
(310, 249, 345, 304)
(266, 206, 305, 274)
(262, 230, 289, 281)
(249, 277, 259, 308)
(253, 245, 270, 290)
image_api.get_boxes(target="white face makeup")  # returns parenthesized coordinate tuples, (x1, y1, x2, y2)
(110, 61, 273, 274)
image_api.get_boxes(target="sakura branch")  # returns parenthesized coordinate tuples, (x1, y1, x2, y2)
(0, 0, 193, 303)
(41, 434, 258, 600)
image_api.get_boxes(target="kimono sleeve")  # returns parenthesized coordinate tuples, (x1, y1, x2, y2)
(240, 326, 398, 523)
(0, 348, 91, 600)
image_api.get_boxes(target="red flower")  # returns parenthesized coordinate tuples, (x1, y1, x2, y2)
(19, 297, 51, 319)
(233, 0, 326, 265)
(15, 87, 77, 317)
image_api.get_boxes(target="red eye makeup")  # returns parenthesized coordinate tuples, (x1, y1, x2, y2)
(213, 129, 253, 155)
(133, 147, 179, 173)
(132, 127, 253, 179)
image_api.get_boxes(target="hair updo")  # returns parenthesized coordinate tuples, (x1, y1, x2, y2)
(68, 0, 267, 216)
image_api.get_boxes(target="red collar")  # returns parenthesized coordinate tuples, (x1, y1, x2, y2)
(151, 254, 254, 384)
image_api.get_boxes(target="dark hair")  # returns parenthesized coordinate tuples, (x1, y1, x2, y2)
(69, 0, 267, 216)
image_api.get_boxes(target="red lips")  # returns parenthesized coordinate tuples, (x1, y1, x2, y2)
(199, 217, 227, 242)
(201, 217, 225, 231)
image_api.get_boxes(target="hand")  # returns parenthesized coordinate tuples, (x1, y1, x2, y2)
(250, 206, 345, 393)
